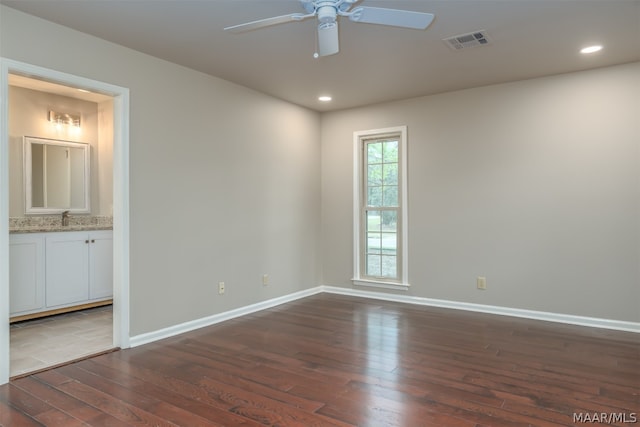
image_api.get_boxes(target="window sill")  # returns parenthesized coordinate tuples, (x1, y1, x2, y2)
(351, 279, 410, 291)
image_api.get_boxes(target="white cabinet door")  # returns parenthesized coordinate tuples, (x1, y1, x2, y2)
(9, 234, 45, 315)
(45, 232, 89, 308)
(89, 231, 113, 300)
(11, 230, 112, 317)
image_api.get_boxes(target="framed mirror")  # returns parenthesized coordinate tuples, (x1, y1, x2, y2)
(24, 136, 90, 214)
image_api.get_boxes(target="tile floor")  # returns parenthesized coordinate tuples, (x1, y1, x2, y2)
(10, 305, 113, 377)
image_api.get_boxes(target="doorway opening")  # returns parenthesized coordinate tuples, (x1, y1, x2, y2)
(1, 58, 130, 384)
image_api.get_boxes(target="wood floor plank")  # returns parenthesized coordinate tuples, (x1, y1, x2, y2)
(0, 383, 51, 420)
(115, 346, 352, 426)
(0, 399, 43, 427)
(34, 370, 176, 427)
(95, 350, 285, 426)
(2, 293, 638, 426)
(11, 375, 126, 426)
(55, 363, 225, 427)
(76, 358, 248, 427)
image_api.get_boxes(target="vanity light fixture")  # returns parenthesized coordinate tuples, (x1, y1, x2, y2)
(48, 110, 81, 128)
(580, 45, 602, 54)
(318, 95, 332, 102)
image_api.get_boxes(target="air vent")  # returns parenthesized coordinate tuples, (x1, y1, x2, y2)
(443, 30, 491, 50)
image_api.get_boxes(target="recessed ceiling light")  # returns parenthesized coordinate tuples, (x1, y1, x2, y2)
(318, 95, 332, 102)
(580, 45, 602, 54)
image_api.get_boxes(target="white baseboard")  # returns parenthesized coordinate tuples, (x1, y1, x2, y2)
(130, 284, 639, 348)
(129, 286, 323, 347)
(321, 285, 640, 333)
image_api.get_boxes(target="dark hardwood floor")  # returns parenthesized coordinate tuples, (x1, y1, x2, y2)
(1, 293, 638, 426)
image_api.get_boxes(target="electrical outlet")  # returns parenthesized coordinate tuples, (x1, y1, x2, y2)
(218, 281, 225, 295)
(262, 274, 269, 286)
(477, 276, 487, 290)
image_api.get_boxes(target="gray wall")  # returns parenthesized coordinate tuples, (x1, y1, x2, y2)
(321, 62, 640, 322)
(1, 5, 322, 335)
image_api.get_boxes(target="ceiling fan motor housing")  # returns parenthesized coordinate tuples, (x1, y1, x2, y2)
(301, 0, 356, 15)
(317, 4, 338, 24)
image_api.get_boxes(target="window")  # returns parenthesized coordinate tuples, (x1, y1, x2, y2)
(353, 126, 409, 289)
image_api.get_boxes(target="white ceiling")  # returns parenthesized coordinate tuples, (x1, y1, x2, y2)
(2, 0, 639, 112)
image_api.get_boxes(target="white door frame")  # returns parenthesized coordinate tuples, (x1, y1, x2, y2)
(0, 58, 130, 385)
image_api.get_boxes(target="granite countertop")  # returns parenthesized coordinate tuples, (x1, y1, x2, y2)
(10, 225, 113, 234)
(9, 216, 113, 234)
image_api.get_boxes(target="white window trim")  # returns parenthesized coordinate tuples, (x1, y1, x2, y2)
(352, 125, 409, 290)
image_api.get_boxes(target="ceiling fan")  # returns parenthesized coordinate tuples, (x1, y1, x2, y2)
(224, 0, 435, 58)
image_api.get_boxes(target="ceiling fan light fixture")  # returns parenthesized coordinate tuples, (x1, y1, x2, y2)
(317, 21, 339, 57)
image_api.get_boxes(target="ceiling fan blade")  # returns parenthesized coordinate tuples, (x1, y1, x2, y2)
(224, 13, 309, 33)
(348, 7, 434, 30)
(318, 23, 339, 57)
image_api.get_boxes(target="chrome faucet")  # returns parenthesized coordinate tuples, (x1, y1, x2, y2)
(61, 210, 70, 227)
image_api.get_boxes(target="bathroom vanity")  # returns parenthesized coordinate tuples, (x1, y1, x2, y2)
(9, 134, 113, 322)
(9, 224, 113, 322)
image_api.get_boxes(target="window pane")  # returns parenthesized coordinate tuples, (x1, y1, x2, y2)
(380, 211, 398, 232)
(366, 232, 382, 254)
(368, 186, 382, 207)
(367, 254, 381, 276)
(383, 163, 398, 185)
(367, 211, 381, 232)
(383, 141, 398, 163)
(381, 255, 397, 277)
(367, 142, 382, 164)
(381, 211, 397, 231)
(368, 164, 382, 186)
(380, 232, 397, 255)
(382, 185, 398, 206)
